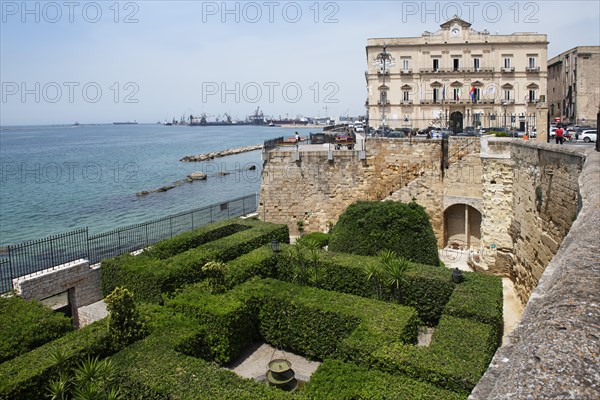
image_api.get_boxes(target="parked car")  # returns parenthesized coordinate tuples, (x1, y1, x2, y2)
(578, 129, 597, 143)
(431, 129, 453, 139)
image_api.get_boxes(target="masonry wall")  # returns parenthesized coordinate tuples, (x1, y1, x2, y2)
(508, 142, 584, 303)
(470, 148, 598, 400)
(259, 138, 442, 235)
(13, 259, 103, 327)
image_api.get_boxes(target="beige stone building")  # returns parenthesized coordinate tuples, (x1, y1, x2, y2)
(548, 46, 600, 126)
(365, 17, 548, 133)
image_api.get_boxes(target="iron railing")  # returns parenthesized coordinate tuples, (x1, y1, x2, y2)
(0, 193, 258, 293)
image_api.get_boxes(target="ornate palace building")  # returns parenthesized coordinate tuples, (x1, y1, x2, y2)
(548, 46, 600, 126)
(365, 17, 548, 132)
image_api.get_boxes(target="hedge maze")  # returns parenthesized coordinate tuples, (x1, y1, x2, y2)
(0, 216, 503, 400)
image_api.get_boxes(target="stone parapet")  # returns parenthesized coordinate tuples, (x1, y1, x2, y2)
(469, 148, 599, 400)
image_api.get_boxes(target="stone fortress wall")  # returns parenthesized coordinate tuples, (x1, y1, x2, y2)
(260, 136, 585, 304)
(259, 136, 598, 398)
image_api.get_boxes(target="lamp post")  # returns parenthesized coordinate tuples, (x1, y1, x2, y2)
(373, 45, 395, 128)
(271, 240, 281, 253)
(502, 101, 507, 129)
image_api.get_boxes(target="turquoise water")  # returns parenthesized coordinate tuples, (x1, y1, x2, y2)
(0, 124, 312, 246)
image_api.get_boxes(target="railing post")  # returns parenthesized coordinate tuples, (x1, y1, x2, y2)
(85, 227, 90, 263)
(169, 217, 173, 238)
(7, 245, 14, 285)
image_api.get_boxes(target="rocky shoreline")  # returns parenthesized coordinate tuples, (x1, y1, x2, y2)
(136, 166, 256, 197)
(180, 144, 263, 162)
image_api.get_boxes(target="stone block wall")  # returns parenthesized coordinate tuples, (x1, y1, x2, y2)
(470, 149, 599, 400)
(259, 138, 442, 235)
(13, 259, 103, 327)
(508, 142, 584, 303)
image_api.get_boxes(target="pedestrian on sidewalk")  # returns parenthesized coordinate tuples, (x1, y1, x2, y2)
(555, 124, 564, 145)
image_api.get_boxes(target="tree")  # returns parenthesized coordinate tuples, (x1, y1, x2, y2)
(104, 287, 145, 351)
(201, 261, 228, 294)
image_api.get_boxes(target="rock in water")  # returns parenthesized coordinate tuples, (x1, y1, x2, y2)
(188, 172, 208, 181)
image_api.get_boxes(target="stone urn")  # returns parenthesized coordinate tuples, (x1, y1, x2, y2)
(266, 359, 297, 391)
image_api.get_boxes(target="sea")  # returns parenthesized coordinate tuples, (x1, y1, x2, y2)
(0, 123, 314, 247)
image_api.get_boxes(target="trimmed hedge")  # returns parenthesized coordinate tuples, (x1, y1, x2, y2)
(296, 232, 330, 248)
(328, 201, 440, 266)
(276, 249, 455, 325)
(166, 286, 260, 364)
(224, 245, 279, 288)
(146, 221, 251, 260)
(110, 305, 288, 400)
(0, 296, 73, 364)
(303, 359, 465, 400)
(372, 315, 499, 395)
(101, 220, 289, 303)
(443, 271, 504, 342)
(0, 321, 111, 400)
(165, 278, 419, 365)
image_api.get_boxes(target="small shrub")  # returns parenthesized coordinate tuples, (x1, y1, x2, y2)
(105, 287, 145, 350)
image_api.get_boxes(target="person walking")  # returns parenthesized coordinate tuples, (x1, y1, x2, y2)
(555, 124, 564, 145)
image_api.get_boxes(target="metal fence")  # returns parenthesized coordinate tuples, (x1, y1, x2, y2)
(0, 193, 258, 293)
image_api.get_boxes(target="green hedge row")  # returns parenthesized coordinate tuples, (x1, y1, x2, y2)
(296, 232, 330, 248)
(275, 249, 455, 325)
(372, 315, 499, 395)
(169, 278, 420, 364)
(328, 201, 440, 266)
(0, 321, 111, 400)
(443, 272, 504, 343)
(224, 245, 279, 288)
(166, 286, 260, 364)
(0, 296, 73, 364)
(101, 220, 289, 303)
(145, 221, 251, 260)
(110, 305, 289, 400)
(303, 359, 465, 400)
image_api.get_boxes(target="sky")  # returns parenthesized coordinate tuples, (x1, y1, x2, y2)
(1, 0, 599, 125)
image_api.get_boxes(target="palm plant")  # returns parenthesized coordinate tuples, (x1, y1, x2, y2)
(377, 250, 411, 302)
(364, 261, 384, 299)
(47, 353, 120, 400)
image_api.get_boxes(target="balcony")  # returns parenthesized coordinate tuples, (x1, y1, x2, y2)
(377, 100, 391, 106)
(526, 66, 540, 73)
(421, 68, 451, 74)
(400, 100, 413, 105)
(527, 98, 539, 104)
(377, 69, 390, 76)
(502, 67, 515, 73)
(400, 69, 413, 75)
(502, 99, 515, 104)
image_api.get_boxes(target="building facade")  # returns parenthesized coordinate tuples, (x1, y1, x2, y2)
(548, 46, 600, 126)
(365, 17, 548, 132)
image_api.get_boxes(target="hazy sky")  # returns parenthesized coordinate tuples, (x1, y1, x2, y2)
(1, 0, 599, 125)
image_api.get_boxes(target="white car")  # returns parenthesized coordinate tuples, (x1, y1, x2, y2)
(578, 129, 597, 143)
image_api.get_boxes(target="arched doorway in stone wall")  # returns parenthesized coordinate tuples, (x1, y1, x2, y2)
(449, 111, 463, 133)
(444, 204, 481, 248)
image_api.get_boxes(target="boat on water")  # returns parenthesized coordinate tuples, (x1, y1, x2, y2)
(113, 121, 138, 125)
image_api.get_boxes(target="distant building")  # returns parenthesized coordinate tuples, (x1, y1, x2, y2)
(548, 46, 600, 126)
(365, 17, 548, 132)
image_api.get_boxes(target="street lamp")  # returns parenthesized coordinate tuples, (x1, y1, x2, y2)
(502, 101, 508, 129)
(373, 45, 395, 128)
(271, 240, 281, 253)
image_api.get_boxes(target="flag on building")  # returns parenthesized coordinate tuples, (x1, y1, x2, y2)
(456, 87, 461, 101)
(469, 86, 476, 102)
